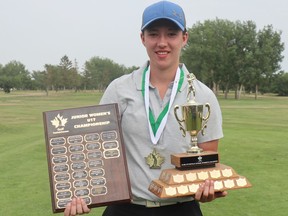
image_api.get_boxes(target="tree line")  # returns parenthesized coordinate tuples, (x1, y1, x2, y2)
(0, 56, 137, 95)
(182, 19, 285, 98)
(1, 19, 287, 97)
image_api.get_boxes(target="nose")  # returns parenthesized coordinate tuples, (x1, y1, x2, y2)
(157, 34, 167, 48)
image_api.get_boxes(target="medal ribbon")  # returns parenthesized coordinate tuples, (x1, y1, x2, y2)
(142, 66, 184, 144)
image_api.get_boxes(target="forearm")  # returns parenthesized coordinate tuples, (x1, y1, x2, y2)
(198, 139, 219, 152)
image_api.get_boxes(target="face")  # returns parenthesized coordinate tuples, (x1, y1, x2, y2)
(141, 20, 188, 71)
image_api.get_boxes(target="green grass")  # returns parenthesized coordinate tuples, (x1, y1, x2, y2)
(0, 91, 105, 216)
(201, 95, 288, 216)
(0, 91, 287, 215)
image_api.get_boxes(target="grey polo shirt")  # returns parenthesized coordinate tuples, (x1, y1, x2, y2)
(100, 62, 223, 202)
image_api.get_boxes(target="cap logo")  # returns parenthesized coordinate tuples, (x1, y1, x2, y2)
(172, 10, 184, 21)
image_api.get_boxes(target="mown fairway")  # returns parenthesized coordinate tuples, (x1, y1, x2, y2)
(0, 91, 287, 216)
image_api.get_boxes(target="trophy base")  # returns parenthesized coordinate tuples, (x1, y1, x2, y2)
(148, 163, 252, 198)
(171, 151, 219, 170)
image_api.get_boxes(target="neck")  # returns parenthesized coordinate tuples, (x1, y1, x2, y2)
(149, 64, 179, 99)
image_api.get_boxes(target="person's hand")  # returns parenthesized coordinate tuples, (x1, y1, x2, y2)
(64, 197, 91, 216)
(194, 180, 228, 203)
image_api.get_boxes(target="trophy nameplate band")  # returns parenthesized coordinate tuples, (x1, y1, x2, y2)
(149, 163, 251, 198)
(159, 163, 236, 184)
(149, 175, 251, 198)
(171, 151, 219, 169)
(43, 104, 131, 213)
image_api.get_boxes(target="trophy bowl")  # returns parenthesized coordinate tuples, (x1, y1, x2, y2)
(174, 100, 210, 154)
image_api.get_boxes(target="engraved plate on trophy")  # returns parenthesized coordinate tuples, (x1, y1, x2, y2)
(43, 104, 131, 213)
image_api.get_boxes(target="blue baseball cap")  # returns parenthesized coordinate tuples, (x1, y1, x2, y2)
(141, 1, 186, 31)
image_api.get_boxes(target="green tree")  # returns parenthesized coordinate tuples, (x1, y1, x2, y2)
(0, 61, 31, 93)
(59, 55, 73, 90)
(232, 20, 258, 99)
(70, 59, 82, 92)
(182, 19, 238, 97)
(31, 70, 50, 95)
(252, 25, 284, 99)
(182, 19, 284, 99)
(273, 72, 288, 96)
(84, 57, 127, 90)
(44, 64, 62, 91)
(57, 56, 82, 91)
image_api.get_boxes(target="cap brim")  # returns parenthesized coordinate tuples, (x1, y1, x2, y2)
(141, 17, 185, 31)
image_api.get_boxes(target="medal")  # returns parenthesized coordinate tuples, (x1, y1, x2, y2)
(145, 149, 165, 169)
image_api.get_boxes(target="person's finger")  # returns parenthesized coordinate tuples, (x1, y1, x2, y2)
(207, 180, 215, 201)
(194, 183, 204, 201)
(63, 202, 71, 216)
(202, 180, 210, 201)
(81, 198, 91, 214)
(70, 198, 77, 216)
(76, 198, 83, 215)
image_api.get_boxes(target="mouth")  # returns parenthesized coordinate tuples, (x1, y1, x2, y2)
(156, 51, 169, 57)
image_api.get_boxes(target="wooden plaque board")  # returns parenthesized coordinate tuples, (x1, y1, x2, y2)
(43, 104, 131, 213)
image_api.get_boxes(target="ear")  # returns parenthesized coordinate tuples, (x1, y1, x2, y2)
(182, 31, 189, 47)
(140, 32, 146, 46)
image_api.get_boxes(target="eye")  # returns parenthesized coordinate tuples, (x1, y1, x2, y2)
(168, 32, 177, 37)
(148, 32, 158, 37)
(167, 31, 180, 38)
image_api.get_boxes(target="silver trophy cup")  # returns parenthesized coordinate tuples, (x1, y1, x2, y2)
(174, 73, 210, 153)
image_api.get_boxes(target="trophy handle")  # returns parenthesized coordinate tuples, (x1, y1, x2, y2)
(174, 105, 186, 137)
(203, 103, 211, 121)
(201, 103, 211, 135)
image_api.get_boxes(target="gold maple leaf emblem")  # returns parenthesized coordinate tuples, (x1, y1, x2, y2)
(145, 149, 165, 169)
(51, 114, 68, 128)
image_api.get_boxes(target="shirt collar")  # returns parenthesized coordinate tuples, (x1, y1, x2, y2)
(134, 61, 189, 92)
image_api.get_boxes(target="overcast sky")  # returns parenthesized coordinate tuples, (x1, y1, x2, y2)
(1, 0, 287, 72)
